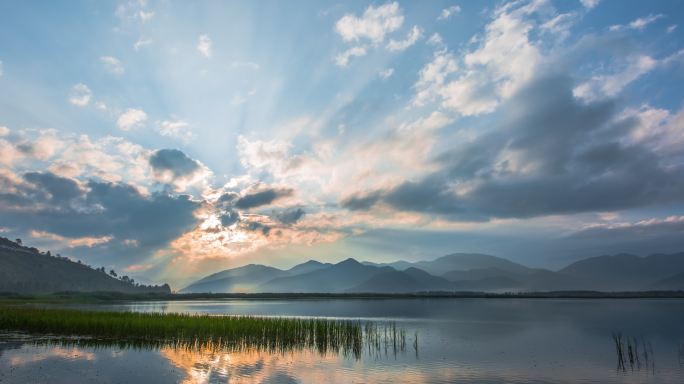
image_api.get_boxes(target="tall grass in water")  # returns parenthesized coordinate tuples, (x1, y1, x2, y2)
(0, 306, 414, 360)
(612, 332, 654, 374)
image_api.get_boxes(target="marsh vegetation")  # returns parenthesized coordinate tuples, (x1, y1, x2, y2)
(612, 332, 655, 374)
(0, 306, 413, 359)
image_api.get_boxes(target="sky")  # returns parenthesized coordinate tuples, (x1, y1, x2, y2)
(1, 0, 684, 288)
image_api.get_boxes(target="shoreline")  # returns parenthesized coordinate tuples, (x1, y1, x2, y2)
(2, 290, 684, 303)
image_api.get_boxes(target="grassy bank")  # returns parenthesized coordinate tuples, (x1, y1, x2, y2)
(0, 306, 407, 358)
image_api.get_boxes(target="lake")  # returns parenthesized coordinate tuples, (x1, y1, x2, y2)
(1, 298, 683, 383)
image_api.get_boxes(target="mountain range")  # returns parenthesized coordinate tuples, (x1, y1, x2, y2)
(181, 252, 684, 293)
(3, 234, 683, 295)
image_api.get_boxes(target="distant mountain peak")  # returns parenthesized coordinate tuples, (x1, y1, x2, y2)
(337, 258, 361, 266)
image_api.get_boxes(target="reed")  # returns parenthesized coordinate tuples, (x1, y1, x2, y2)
(0, 306, 411, 359)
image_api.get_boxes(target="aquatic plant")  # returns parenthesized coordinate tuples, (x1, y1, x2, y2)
(0, 306, 413, 360)
(612, 332, 655, 374)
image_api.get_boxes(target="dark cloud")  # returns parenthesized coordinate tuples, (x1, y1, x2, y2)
(219, 209, 240, 226)
(341, 75, 684, 220)
(149, 149, 201, 178)
(241, 220, 271, 235)
(0, 172, 200, 265)
(234, 188, 293, 209)
(23, 172, 82, 205)
(341, 191, 383, 211)
(273, 207, 305, 224)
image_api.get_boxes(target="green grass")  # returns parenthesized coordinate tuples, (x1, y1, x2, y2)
(0, 306, 409, 359)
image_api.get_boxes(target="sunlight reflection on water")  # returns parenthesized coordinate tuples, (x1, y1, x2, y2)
(2, 298, 684, 383)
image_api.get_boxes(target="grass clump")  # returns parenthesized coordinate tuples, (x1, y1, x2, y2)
(0, 306, 411, 359)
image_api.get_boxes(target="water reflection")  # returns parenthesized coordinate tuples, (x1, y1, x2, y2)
(14, 319, 413, 361)
(2, 299, 684, 383)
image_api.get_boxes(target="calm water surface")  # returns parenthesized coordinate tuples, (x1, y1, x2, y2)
(1, 299, 683, 383)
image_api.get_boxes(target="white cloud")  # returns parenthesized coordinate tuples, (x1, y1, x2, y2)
(100, 56, 124, 74)
(610, 14, 664, 32)
(619, 104, 684, 154)
(379, 68, 394, 80)
(116, 0, 154, 22)
(335, 2, 404, 44)
(630, 14, 664, 30)
(68, 83, 92, 107)
(386, 25, 423, 51)
(138, 10, 154, 22)
(197, 34, 212, 58)
(414, 1, 544, 116)
(158, 119, 194, 142)
(413, 51, 458, 107)
(573, 55, 657, 101)
(334, 46, 367, 66)
(580, 0, 600, 10)
(134, 38, 153, 51)
(540, 12, 578, 40)
(427, 33, 444, 46)
(117, 108, 147, 130)
(438, 5, 461, 21)
(0, 126, 9, 136)
(667, 24, 677, 34)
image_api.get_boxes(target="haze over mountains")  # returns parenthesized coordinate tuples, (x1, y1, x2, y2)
(2, 235, 683, 294)
(181, 252, 684, 294)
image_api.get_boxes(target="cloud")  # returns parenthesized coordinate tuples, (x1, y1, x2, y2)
(564, 216, 684, 255)
(335, 2, 404, 44)
(273, 207, 305, 224)
(30, 230, 113, 248)
(540, 12, 579, 40)
(334, 46, 367, 66)
(134, 38, 153, 51)
(158, 119, 194, 142)
(386, 25, 423, 51)
(573, 55, 657, 101)
(667, 24, 677, 34)
(379, 68, 394, 80)
(116, 0, 154, 22)
(427, 33, 444, 46)
(0, 171, 200, 264)
(580, 0, 600, 10)
(412, 51, 458, 107)
(0, 130, 151, 185)
(68, 83, 92, 107)
(341, 191, 384, 211)
(117, 108, 147, 130)
(610, 14, 664, 32)
(100, 56, 124, 74)
(0, 126, 9, 136)
(438, 5, 461, 21)
(234, 188, 293, 209)
(343, 75, 684, 220)
(413, 1, 543, 116)
(149, 149, 211, 191)
(219, 209, 240, 227)
(197, 34, 212, 58)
